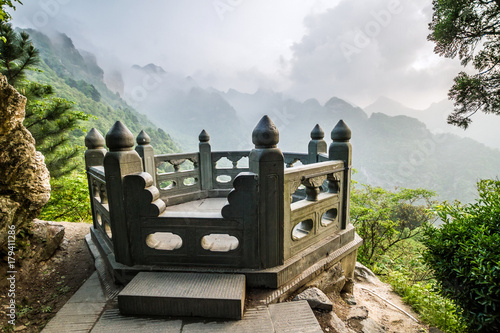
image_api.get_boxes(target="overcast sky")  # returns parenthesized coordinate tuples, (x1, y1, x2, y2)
(11, 0, 464, 109)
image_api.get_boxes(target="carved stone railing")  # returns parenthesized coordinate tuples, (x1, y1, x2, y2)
(84, 115, 359, 287)
(283, 161, 343, 259)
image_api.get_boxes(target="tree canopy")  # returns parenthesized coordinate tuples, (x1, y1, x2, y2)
(0, 21, 89, 178)
(429, 0, 500, 128)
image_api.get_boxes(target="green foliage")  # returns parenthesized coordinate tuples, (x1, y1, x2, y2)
(0, 20, 39, 86)
(371, 232, 466, 332)
(0, 22, 91, 178)
(351, 184, 436, 266)
(39, 172, 92, 223)
(65, 77, 101, 102)
(429, 0, 500, 128)
(0, 0, 21, 22)
(22, 81, 91, 177)
(423, 179, 500, 332)
(386, 269, 466, 333)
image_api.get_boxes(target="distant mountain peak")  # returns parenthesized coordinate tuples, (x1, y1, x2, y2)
(131, 63, 166, 74)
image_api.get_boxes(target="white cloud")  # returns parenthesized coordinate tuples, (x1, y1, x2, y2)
(10, 0, 464, 108)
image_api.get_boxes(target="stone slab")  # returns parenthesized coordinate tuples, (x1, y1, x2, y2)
(118, 272, 246, 319)
(268, 301, 323, 333)
(67, 270, 106, 303)
(181, 306, 274, 332)
(41, 273, 106, 332)
(91, 309, 183, 333)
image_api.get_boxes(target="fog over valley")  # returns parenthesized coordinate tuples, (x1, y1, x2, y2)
(10, 0, 500, 203)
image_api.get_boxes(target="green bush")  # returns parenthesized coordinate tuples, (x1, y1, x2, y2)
(39, 172, 92, 223)
(351, 185, 435, 266)
(423, 180, 500, 332)
(386, 270, 465, 333)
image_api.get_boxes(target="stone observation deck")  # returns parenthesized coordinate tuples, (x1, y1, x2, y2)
(84, 115, 362, 321)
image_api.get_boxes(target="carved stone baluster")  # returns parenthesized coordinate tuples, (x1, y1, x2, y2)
(329, 120, 352, 229)
(84, 128, 107, 169)
(249, 115, 284, 268)
(308, 124, 327, 163)
(103, 121, 144, 266)
(84, 128, 107, 231)
(135, 130, 156, 186)
(199, 129, 213, 190)
(302, 175, 327, 201)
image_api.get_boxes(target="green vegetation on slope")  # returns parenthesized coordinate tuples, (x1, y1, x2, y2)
(13, 28, 180, 222)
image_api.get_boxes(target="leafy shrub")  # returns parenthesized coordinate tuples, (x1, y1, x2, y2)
(351, 185, 435, 266)
(386, 270, 465, 333)
(39, 172, 92, 223)
(423, 180, 500, 332)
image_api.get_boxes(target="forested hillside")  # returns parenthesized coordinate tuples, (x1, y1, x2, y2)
(22, 29, 179, 156)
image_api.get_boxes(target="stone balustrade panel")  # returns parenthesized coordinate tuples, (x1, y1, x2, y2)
(88, 166, 113, 249)
(283, 160, 344, 259)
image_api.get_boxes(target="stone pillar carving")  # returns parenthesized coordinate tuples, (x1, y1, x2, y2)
(198, 129, 213, 190)
(84, 128, 107, 169)
(249, 115, 284, 268)
(103, 121, 143, 266)
(329, 120, 352, 229)
(84, 128, 107, 232)
(135, 130, 156, 186)
(308, 124, 327, 163)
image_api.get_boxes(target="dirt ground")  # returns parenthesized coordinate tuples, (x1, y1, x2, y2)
(314, 274, 429, 332)
(0, 222, 95, 332)
(1, 221, 431, 332)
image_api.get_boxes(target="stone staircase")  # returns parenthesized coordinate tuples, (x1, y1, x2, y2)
(118, 272, 246, 319)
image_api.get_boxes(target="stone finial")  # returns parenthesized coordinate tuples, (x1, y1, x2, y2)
(85, 128, 105, 149)
(310, 124, 324, 140)
(252, 115, 279, 148)
(331, 120, 351, 142)
(199, 129, 210, 143)
(136, 130, 151, 145)
(106, 121, 135, 151)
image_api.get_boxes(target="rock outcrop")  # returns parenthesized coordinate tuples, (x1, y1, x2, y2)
(0, 74, 51, 254)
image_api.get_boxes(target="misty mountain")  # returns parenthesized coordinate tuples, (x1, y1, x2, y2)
(115, 64, 245, 150)
(23, 28, 500, 203)
(23, 29, 179, 156)
(366, 97, 500, 150)
(111, 64, 500, 202)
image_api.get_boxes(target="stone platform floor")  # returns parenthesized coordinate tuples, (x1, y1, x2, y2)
(41, 232, 324, 333)
(41, 271, 323, 333)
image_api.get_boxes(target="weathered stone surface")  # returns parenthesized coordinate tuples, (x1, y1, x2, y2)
(348, 306, 369, 320)
(341, 292, 357, 305)
(293, 287, 333, 312)
(304, 262, 346, 294)
(354, 262, 379, 284)
(32, 220, 65, 261)
(360, 318, 386, 333)
(118, 272, 246, 319)
(327, 311, 355, 333)
(0, 74, 50, 253)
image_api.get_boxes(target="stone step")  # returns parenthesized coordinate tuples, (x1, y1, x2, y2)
(117, 272, 246, 319)
(92, 301, 323, 332)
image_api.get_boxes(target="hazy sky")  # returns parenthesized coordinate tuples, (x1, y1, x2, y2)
(12, 0, 464, 109)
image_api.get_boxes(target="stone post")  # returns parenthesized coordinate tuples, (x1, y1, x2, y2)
(249, 115, 284, 268)
(199, 129, 213, 190)
(103, 121, 143, 266)
(84, 128, 107, 169)
(308, 124, 327, 163)
(84, 128, 107, 232)
(329, 120, 352, 230)
(135, 130, 156, 186)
